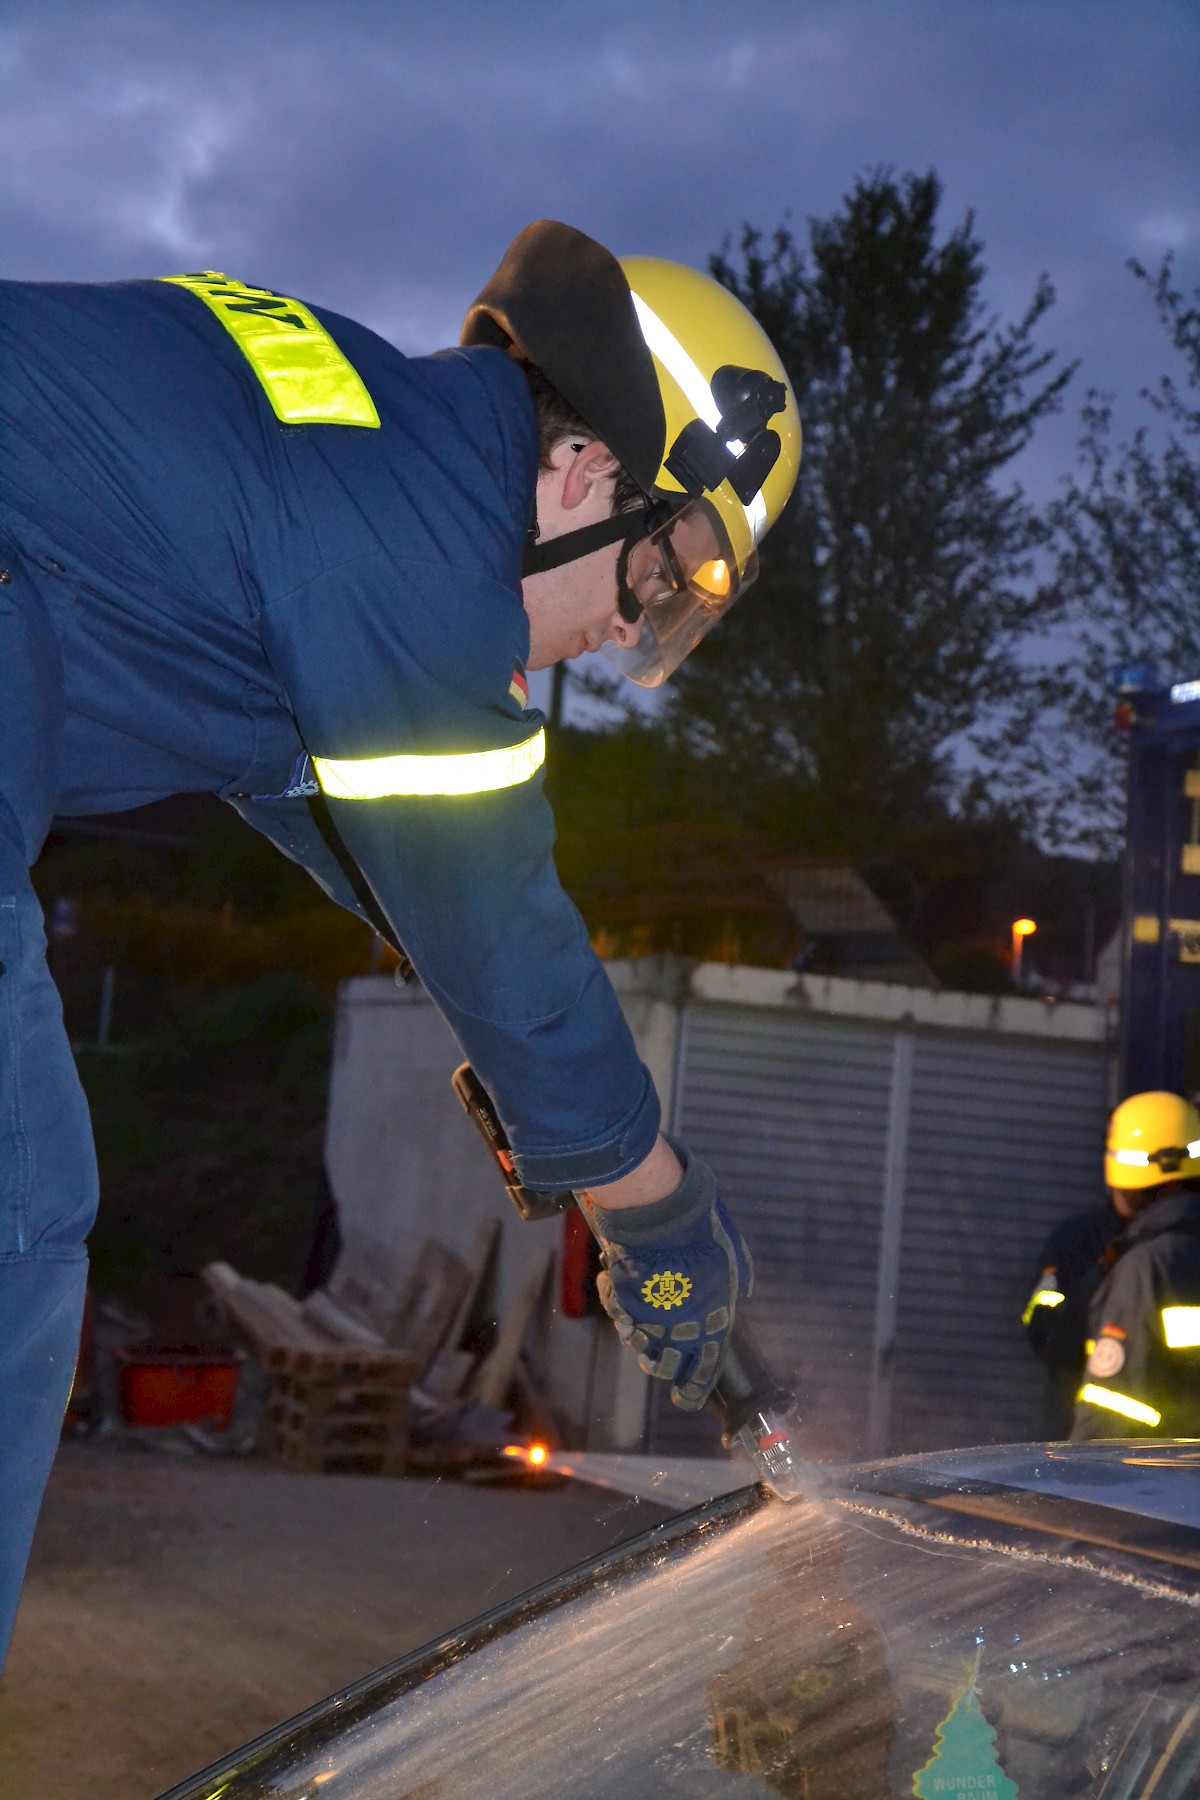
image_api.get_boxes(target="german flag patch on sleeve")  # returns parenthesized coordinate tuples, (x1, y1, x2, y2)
(508, 664, 529, 709)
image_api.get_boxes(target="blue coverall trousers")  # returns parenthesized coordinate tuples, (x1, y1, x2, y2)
(0, 563, 97, 1670)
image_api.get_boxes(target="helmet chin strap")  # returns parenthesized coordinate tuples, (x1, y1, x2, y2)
(521, 507, 649, 579)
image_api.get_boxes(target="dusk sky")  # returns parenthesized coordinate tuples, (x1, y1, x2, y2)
(2, 0, 1195, 706)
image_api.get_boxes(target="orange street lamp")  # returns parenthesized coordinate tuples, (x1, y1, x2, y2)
(1011, 917, 1037, 984)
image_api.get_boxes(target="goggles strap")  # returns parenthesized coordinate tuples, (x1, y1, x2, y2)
(615, 524, 648, 624)
(521, 506, 650, 578)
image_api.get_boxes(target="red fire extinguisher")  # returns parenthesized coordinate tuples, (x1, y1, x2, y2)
(559, 1206, 603, 1318)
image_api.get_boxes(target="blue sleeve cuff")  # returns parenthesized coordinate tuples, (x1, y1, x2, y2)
(511, 1068, 660, 1190)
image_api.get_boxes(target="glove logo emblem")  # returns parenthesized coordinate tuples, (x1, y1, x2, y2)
(641, 1271, 692, 1309)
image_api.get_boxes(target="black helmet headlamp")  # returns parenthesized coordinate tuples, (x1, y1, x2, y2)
(664, 365, 787, 504)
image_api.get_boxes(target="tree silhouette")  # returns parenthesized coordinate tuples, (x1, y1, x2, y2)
(1011, 258, 1200, 852)
(665, 169, 1072, 862)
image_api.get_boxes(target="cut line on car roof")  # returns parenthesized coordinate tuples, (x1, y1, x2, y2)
(839, 1499, 1200, 1609)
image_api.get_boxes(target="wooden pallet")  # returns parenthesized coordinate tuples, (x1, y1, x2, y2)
(268, 1411, 408, 1483)
(268, 1400, 410, 1476)
(259, 1341, 417, 1384)
(264, 1340, 417, 1476)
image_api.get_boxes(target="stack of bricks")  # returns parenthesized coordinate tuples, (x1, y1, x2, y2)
(264, 1343, 419, 1477)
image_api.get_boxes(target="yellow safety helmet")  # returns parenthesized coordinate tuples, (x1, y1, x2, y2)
(606, 254, 800, 685)
(1106, 1090, 1200, 1190)
(462, 221, 800, 686)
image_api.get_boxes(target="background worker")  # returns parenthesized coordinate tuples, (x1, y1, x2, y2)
(1022, 1197, 1121, 1437)
(0, 220, 799, 1667)
(1072, 1091, 1200, 1440)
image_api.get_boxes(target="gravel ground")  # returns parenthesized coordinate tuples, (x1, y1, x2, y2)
(0, 1441, 670, 1800)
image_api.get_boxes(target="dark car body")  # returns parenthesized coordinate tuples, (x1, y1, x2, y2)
(159, 1442, 1200, 1799)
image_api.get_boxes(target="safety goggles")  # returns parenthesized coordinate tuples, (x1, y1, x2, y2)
(603, 498, 758, 687)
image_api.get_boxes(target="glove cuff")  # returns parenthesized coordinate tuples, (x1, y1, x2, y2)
(589, 1138, 715, 1245)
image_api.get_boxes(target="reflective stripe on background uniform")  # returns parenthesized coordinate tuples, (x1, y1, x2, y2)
(1021, 1269, 1065, 1327)
(1076, 1382, 1162, 1428)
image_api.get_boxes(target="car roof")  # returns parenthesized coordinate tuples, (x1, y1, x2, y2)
(156, 1441, 1200, 1800)
(847, 1439, 1200, 1533)
(544, 1440, 1200, 1533)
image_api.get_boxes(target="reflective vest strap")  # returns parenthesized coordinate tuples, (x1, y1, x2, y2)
(160, 272, 380, 428)
(1020, 1274, 1065, 1327)
(314, 728, 546, 800)
(1076, 1382, 1162, 1428)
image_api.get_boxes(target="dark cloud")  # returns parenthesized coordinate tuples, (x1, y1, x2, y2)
(1, 0, 1196, 476)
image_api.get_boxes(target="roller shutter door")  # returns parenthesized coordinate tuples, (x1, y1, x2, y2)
(649, 1001, 895, 1458)
(648, 1002, 1111, 1461)
(889, 1030, 1111, 1452)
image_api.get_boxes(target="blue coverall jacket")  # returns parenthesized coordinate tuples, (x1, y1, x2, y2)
(0, 275, 659, 1662)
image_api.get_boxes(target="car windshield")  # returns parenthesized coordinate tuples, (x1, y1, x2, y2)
(165, 1462, 1200, 1800)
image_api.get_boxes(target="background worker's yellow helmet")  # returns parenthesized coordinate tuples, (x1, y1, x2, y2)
(462, 221, 800, 686)
(1106, 1090, 1200, 1190)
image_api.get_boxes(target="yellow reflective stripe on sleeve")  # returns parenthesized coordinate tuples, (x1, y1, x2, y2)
(160, 272, 380, 427)
(1076, 1383, 1162, 1428)
(1162, 1305, 1200, 1349)
(314, 728, 546, 800)
(1021, 1287, 1065, 1327)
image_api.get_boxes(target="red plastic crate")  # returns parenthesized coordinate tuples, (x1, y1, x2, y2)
(114, 1345, 244, 1430)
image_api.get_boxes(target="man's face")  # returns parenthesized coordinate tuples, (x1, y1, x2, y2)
(1109, 1185, 1138, 1220)
(521, 440, 644, 671)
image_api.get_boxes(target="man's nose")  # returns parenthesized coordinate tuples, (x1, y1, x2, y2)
(609, 609, 643, 649)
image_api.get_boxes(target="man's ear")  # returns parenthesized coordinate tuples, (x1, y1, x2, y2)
(560, 439, 620, 512)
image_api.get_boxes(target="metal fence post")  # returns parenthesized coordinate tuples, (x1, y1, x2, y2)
(867, 1023, 916, 1456)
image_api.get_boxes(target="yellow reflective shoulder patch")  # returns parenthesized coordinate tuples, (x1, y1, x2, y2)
(314, 727, 546, 800)
(161, 272, 380, 428)
(1162, 1305, 1200, 1349)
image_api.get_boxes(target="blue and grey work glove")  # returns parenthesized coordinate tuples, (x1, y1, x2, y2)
(590, 1142, 753, 1411)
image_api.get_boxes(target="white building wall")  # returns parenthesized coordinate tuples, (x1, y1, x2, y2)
(323, 968, 683, 1449)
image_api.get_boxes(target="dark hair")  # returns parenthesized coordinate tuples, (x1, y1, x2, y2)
(524, 365, 644, 514)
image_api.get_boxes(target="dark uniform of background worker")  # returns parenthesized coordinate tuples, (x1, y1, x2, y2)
(0, 221, 800, 1668)
(1022, 1195, 1121, 1438)
(1072, 1090, 1200, 1440)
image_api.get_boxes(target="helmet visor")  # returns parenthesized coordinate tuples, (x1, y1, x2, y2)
(602, 499, 758, 687)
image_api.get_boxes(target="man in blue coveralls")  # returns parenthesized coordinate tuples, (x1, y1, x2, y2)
(0, 221, 800, 1665)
